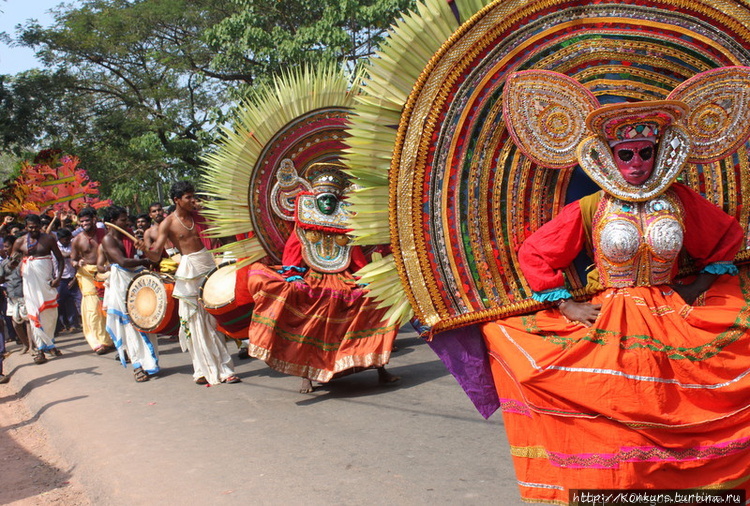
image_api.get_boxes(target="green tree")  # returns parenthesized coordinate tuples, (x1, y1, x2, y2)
(3, 0, 417, 205)
(11, 0, 240, 202)
(205, 0, 416, 84)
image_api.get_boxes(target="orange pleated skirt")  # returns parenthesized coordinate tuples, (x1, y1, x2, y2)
(245, 263, 398, 383)
(482, 272, 750, 504)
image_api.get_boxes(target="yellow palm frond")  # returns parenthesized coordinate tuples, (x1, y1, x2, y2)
(346, 0, 492, 325)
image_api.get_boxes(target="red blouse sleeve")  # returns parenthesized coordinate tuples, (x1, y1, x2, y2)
(518, 200, 587, 292)
(281, 227, 304, 268)
(672, 183, 743, 267)
(350, 245, 367, 272)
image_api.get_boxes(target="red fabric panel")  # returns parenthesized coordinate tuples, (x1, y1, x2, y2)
(281, 227, 304, 268)
(350, 245, 367, 272)
(518, 200, 587, 292)
(672, 183, 743, 267)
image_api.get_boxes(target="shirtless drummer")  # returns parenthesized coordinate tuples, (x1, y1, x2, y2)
(71, 207, 115, 355)
(146, 181, 239, 385)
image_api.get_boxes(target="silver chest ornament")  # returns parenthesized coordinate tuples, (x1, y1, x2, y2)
(295, 194, 353, 273)
(595, 191, 684, 287)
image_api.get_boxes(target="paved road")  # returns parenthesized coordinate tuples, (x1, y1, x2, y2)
(3, 327, 523, 505)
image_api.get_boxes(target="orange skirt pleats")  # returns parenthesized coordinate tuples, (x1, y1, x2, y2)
(482, 272, 750, 504)
(245, 264, 398, 383)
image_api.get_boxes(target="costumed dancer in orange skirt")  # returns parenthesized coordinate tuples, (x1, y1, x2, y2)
(479, 68, 750, 502)
(245, 163, 400, 393)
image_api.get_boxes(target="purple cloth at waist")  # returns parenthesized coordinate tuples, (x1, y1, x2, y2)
(426, 324, 500, 419)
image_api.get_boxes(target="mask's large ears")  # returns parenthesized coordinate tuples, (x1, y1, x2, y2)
(502, 70, 600, 169)
(270, 158, 312, 221)
(668, 66, 750, 164)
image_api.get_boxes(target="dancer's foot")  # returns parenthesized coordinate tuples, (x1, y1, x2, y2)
(33, 351, 47, 365)
(299, 377, 315, 394)
(377, 367, 400, 385)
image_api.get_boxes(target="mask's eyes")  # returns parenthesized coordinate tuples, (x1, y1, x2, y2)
(617, 149, 634, 162)
(639, 146, 653, 161)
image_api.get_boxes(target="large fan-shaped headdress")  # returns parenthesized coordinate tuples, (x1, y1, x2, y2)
(201, 64, 359, 265)
(345, 0, 750, 336)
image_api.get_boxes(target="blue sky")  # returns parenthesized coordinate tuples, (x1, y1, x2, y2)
(0, 0, 74, 75)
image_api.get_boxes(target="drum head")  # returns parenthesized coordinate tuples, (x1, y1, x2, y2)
(201, 261, 237, 309)
(127, 272, 173, 332)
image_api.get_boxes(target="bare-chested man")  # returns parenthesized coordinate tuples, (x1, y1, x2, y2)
(146, 181, 238, 385)
(71, 207, 114, 354)
(100, 206, 159, 382)
(144, 201, 179, 273)
(11, 214, 64, 364)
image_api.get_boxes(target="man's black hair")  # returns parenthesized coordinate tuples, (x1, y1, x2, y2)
(25, 214, 41, 225)
(78, 207, 97, 220)
(102, 205, 127, 224)
(148, 202, 163, 211)
(136, 213, 151, 224)
(170, 181, 195, 202)
(56, 228, 72, 239)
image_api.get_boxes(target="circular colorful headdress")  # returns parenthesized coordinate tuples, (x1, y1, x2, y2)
(345, 0, 750, 335)
(201, 64, 359, 264)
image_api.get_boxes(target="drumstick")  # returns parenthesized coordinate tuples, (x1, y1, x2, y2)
(104, 222, 139, 243)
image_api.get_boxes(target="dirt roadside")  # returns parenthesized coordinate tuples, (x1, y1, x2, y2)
(0, 362, 90, 506)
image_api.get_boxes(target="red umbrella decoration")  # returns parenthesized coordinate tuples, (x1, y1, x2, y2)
(0, 149, 111, 216)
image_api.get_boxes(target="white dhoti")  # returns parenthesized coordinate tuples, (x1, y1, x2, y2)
(21, 256, 58, 351)
(173, 249, 234, 385)
(6, 296, 28, 324)
(104, 265, 159, 374)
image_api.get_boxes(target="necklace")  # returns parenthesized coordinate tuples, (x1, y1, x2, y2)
(175, 213, 195, 231)
(26, 234, 38, 253)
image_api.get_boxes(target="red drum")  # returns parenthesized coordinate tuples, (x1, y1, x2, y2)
(199, 261, 254, 339)
(126, 271, 180, 335)
(94, 271, 109, 301)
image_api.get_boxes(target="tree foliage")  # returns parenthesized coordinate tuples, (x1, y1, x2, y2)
(5, 0, 241, 207)
(1, 0, 417, 206)
(206, 0, 415, 83)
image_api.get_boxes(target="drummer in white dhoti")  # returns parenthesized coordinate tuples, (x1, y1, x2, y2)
(146, 181, 239, 386)
(100, 206, 159, 382)
(11, 214, 64, 364)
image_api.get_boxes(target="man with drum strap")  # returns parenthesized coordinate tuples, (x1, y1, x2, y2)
(146, 181, 239, 386)
(11, 214, 64, 364)
(101, 205, 159, 383)
(72, 207, 115, 355)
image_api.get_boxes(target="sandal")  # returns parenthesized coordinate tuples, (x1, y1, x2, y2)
(95, 345, 114, 355)
(50, 348, 62, 357)
(33, 351, 48, 365)
(194, 376, 208, 385)
(133, 367, 150, 382)
(222, 375, 241, 384)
